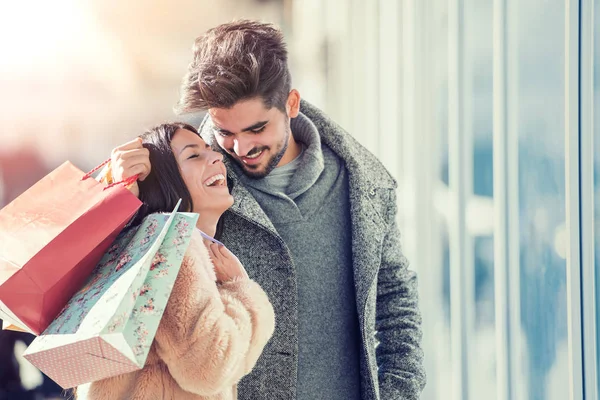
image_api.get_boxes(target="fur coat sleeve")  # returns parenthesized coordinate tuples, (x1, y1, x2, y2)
(149, 230, 275, 396)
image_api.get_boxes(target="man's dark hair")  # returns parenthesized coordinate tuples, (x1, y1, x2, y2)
(175, 20, 292, 114)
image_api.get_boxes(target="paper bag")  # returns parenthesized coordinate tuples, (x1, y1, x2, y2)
(24, 205, 198, 389)
(0, 161, 142, 334)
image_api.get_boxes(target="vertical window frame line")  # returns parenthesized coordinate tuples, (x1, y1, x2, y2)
(492, 0, 511, 398)
(448, 0, 475, 398)
(377, 0, 400, 174)
(578, 0, 599, 398)
(399, 1, 451, 398)
(493, 0, 523, 398)
(401, 0, 448, 397)
(565, 0, 588, 399)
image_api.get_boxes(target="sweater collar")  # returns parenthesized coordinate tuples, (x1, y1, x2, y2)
(235, 112, 324, 199)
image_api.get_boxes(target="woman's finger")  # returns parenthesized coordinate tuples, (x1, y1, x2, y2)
(111, 138, 143, 156)
(115, 147, 149, 162)
(122, 153, 151, 167)
(124, 165, 146, 182)
(121, 153, 151, 174)
(209, 243, 223, 261)
(111, 147, 151, 182)
(217, 245, 236, 259)
(216, 245, 228, 258)
(123, 161, 151, 181)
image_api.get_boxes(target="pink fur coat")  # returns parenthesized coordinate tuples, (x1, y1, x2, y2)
(76, 230, 275, 400)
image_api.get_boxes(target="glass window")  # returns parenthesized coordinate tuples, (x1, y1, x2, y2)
(515, 1, 569, 399)
(417, 1, 453, 398)
(464, 1, 497, 398)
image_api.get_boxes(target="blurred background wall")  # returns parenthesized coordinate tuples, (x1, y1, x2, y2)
(0, 0, 599, 399)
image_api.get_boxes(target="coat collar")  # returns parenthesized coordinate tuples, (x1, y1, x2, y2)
(297, 99, 396, 192)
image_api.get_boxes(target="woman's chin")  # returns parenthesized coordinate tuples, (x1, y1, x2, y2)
(212, 194, 235, 215)
(224, 194, 235, 210)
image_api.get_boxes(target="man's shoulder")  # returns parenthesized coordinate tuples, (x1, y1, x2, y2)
(300, 100, 397, 190)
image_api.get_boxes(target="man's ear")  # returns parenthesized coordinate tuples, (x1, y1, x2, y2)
(286, 89, 301, 118)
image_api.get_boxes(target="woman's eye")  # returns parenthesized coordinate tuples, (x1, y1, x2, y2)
(187, 154, 199, 160)
(251, 126, 266, 134)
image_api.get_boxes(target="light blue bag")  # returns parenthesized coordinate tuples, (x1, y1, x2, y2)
(24, 203, 198, 389)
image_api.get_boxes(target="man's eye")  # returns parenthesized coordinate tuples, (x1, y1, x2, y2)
(217, 131, 231, 138)
(251, 126, 266, 134)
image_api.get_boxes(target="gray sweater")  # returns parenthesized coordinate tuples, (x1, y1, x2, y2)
(234, 113, 362, 400)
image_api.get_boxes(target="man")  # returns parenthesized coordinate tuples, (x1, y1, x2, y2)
(112, 20, 425, 400)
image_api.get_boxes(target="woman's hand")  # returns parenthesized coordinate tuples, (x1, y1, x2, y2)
(110, 138, 151, 197)
(208, 243, 249, 283)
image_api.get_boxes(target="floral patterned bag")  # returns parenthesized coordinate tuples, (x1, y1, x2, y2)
(23, 203, 198, 389)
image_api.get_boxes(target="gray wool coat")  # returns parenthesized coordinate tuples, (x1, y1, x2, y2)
(199, 100, 426, 400)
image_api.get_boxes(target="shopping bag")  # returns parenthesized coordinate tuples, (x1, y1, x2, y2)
(0, 160, 142, 335)
(2, 323, 28, 333)
(0, 312, 30, 333)
(23, 203, 199, 389)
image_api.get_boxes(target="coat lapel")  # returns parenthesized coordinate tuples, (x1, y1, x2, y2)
(347, 180, 387, 313)
(300, 100, 396, 315)
(226, 173, 280, 239)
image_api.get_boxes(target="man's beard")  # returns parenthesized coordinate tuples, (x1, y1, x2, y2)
(234, 128, 290, 179)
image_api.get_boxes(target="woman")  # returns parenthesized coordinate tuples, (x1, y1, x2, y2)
(79, 123, 275, 400)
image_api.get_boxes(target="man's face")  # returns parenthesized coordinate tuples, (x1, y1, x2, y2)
(209, 95, 297, 179)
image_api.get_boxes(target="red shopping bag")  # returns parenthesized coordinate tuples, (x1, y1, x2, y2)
(0, 160, 142, 335)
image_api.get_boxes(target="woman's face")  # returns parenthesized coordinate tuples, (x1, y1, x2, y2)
(170, 128, 234, 217)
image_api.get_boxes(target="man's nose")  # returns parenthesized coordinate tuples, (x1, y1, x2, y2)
(233, 139, 253, 157)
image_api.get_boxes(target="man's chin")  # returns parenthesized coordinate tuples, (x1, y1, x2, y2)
(231, 153, 279, 179)
(240, 164, 270, 179)
(229, 156, 263, 177)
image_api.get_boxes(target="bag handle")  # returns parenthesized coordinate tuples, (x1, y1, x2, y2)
(82, 158, 139, 190)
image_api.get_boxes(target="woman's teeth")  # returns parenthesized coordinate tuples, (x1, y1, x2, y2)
(204, 174, 225, 187)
